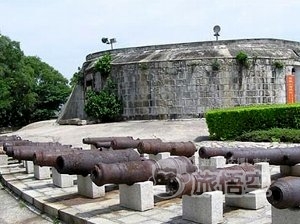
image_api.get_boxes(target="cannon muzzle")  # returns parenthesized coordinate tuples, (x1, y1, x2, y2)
(267, 176, 300, 209)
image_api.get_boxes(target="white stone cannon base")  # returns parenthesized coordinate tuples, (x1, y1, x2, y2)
(25, 161, 34, 174)
(148, 152, 170, 161)
(182, 191, 223, 224)
(34, 165, 51, 180)
(77, 175, 105, 198)
(119, 181, 154, 211)
(0, 155, 8, 166)
(52, 168, 75, 188)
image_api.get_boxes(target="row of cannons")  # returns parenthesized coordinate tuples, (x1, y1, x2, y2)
(0, 135, 300, 223)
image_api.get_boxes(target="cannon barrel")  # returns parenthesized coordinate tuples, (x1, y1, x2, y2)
(82, 136, 133, 145)
(4, 141, 62, 152)
(5, 142, 67, 157)
(2, 140, 32, 151)
(110, 138, 162, 150)
(11, 145, 73, 160)
(165, 163, 260, 198)
(199, 146, 300, 165)
(55, 149, 141, 176)
(266, 176, 300, 209)
(33, 148, 82, 167)
(0, 135, 21, 142)
(91, 156, 197, 186)
(93, 142, 112, 149)
(137, 141, 196, 157)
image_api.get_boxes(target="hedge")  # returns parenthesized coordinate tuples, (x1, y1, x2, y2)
(205, 104, 300, 140)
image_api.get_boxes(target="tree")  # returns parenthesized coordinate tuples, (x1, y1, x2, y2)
(0, 33, 71, 127)
(23, 56, 71, 122)
(84, 78, 122, 122)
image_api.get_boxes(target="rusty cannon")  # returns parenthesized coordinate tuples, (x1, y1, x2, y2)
(0, 135, 22, 142)
(1, 135, 23, 153)
(82, 136, 133, 149)
(90, 156, 197, 186)
(164, 163, 261, 198)
(110, 138, 162, 150)
(266, 176, 300, 209)
(199, 146, 300, 165)
(137, 141, 196, 157)
(33, 148, 83, 167)
(3, 140, 33, 151)
(3, 141, 63, 153)
(8, 145, 74, 160)
(55, 149, 141, 176)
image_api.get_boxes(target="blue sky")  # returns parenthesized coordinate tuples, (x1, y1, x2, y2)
(0, 0, 299, 80)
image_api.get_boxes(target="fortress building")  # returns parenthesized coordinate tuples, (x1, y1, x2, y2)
(58, 38, 300, 122)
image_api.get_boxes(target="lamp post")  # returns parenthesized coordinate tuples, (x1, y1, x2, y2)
(101, 37, 117, 49)
(213, 25, 221, 41)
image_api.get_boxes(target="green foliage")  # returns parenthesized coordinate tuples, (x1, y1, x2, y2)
(139, 63, 148, 71)
(211, 59, 220, 71)
(70, 67, 83, 87)
(0, 34, 71, 127)
(94, 53, 112, 75)
(273, 61, 284, 69)
(84, 78, 122, 122)
(236, 128, 300, 143)
(53, 217, 60, 224)
(235, 51, 249, 68)
(206, 104, 300, 140)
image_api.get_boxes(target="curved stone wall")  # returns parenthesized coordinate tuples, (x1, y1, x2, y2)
(78, 38, 300, 120)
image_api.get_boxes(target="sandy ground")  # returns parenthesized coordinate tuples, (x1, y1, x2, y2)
(12, 118, 209, 148)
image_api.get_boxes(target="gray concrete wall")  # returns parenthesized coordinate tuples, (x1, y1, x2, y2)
(60, 38, 300, 121)
(112, 58, 290, 119)
(57, 84, 86, 122)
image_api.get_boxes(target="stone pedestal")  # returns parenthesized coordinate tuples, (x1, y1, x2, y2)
(225, 189, 267, 210)
(77, 175, 105, 198)
(25, 161, 34, 174)
(272, 206, 300, 224)
(149, 152, 170, 161)
(52, 168, 74, 188)
(0, 155, 8, 166)
(182, 191, 223, 224)
(34, 165, 51, 180)
(199, 156, 226, 169)
(119, 181, 154, 211)
(255, 162, 271, 188)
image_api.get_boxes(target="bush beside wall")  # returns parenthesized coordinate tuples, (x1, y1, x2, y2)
(206, 104, 300, 140)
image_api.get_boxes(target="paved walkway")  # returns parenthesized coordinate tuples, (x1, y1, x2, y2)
(1, 118, 299, 223)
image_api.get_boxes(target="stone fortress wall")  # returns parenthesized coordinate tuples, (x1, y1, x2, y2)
(59, 39, 300, 121)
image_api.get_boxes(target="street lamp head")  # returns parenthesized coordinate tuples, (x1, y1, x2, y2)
(101, 37, 109, 44)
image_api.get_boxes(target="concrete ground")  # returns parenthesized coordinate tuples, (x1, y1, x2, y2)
(1, 118, 299, 224)
(0, 181, 51, 224)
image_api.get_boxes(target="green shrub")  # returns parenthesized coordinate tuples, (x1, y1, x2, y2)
(211, 59, 220, 71)
(206, 104, 300, 140)
(236, 51, 249, 68)
(236, 128, 300, 143)
(273, 61, 284, 69)
(84, 78, 122, 122)
(94, 53, 112, 75)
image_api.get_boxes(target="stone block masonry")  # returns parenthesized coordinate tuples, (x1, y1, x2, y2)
(61, 38, 300, 121)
